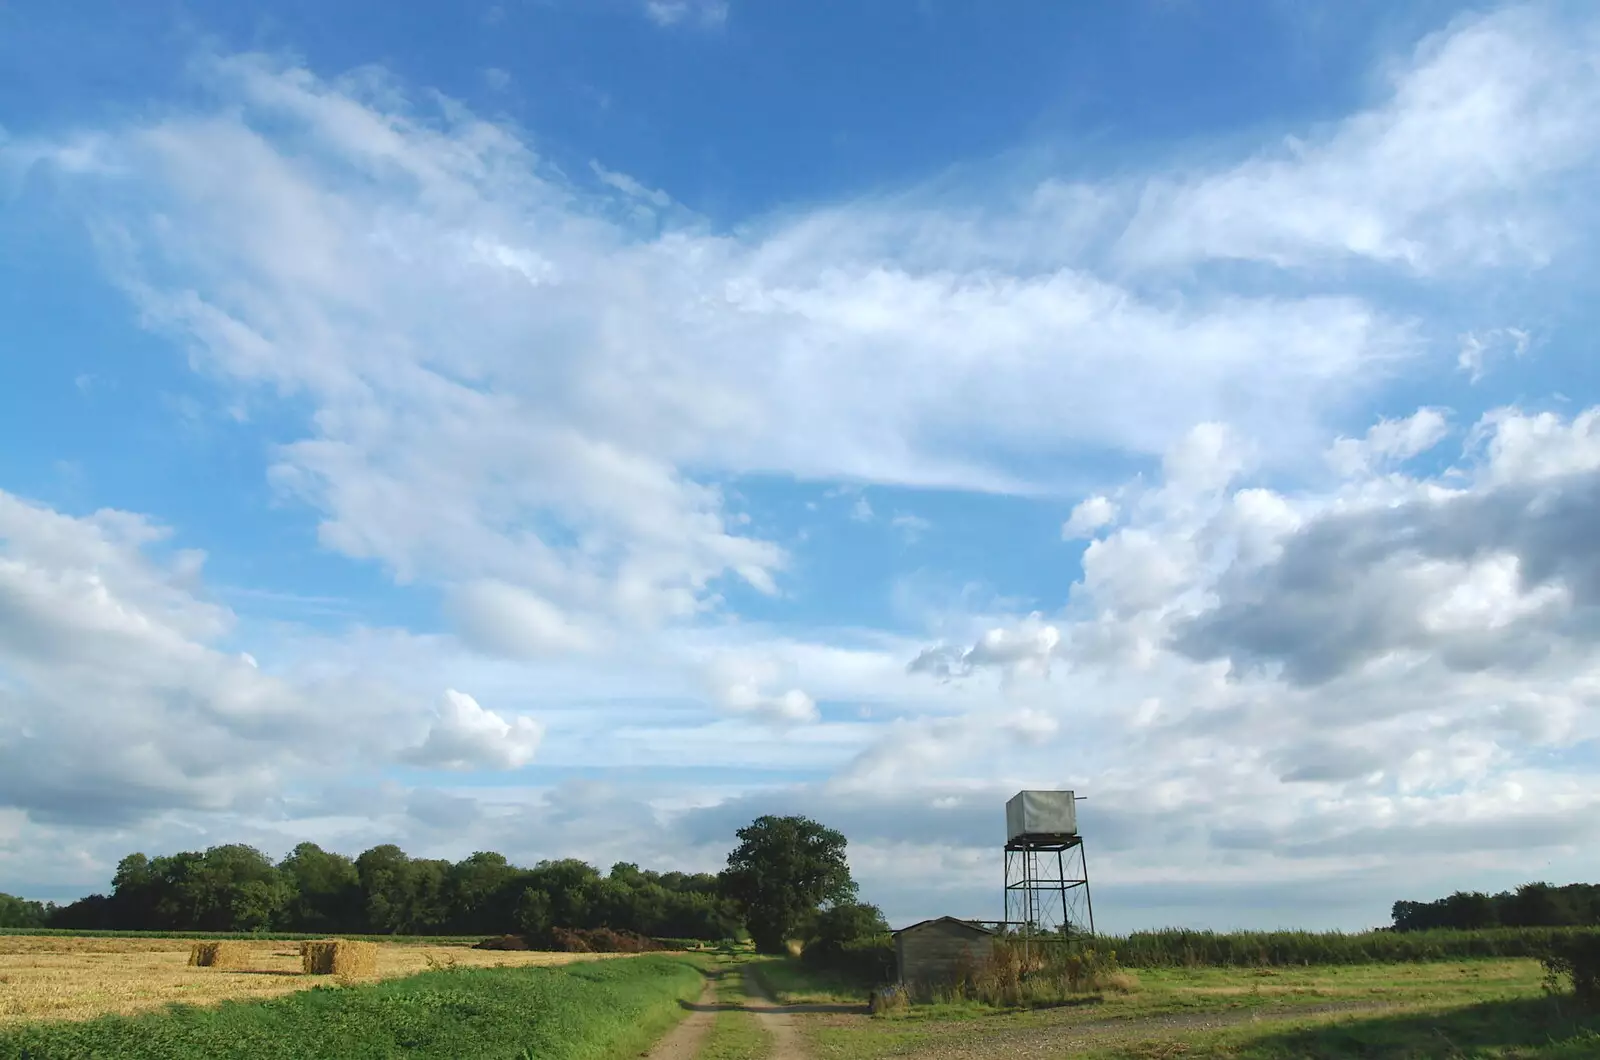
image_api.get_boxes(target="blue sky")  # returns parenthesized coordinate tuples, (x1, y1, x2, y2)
(2, 0, 1599, 932)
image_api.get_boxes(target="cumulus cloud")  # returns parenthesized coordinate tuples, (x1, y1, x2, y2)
(909, 614, 1061, 681)
(706, 655, 820, 723)
(1170, 407, 1600, 686)
(882, 403, 1600, 919)
(403, 689, 544, 771)
(1473, 406, 1600, 484)
(0, 491, 419, 825)
(1062, 495, 1117, 539)
(1162, 422, 1250, 498)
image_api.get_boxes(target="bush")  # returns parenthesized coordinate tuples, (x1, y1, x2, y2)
(801, 902, 892, 983)
(941, 940, 1133, 1008)
(1543, 934, 1600, 1009)
(868, 984, 909, 1016)
(808, 934, 895, 984)
(547, 926, 667, 953)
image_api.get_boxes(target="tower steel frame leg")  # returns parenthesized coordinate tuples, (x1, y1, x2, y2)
(1003, 836, 1095, 946)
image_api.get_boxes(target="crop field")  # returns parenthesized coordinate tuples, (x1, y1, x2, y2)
(0, 954, 702, 1060)
(0, 933, 624, 1024)
(1104, 925, 1600, 967)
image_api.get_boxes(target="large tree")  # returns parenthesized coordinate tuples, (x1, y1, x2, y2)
(721, 815, 857, 953)
(278, 843, 362, 933)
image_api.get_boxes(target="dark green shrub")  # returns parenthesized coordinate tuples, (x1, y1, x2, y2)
(801, 902, 894, 984)
(1543, 934, 1600, 1009)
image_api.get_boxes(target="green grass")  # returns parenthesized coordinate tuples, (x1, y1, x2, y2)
(750, 957, 870, 1005)
(700, 958, 772, 1060)
(0, 954, 702, 1060)
(1079, 997, 1600, 1058)
(799, 959, 1595, 1060)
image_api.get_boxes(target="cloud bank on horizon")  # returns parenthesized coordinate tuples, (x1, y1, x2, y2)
(0, 0, 1597, 931)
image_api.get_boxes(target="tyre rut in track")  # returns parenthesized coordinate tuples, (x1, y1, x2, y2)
(641, 979, 717, 1060)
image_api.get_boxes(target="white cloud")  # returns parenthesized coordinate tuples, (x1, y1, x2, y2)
(878, 404, 1600, 920)
(1117, 5, 1600, 272)
(706, 655, 820, 724)
(1458, 327, 1531, 382)
(1474, 406, 1600, 484)
(1162, 422, 1250, 497)
(908, 613, 1061, 682)
(482, 67, 511, 93)
(1326, 407, 1450, 477)
(644, 0, 728, 28)
(890, 512, 930, 542)
(403, 689, 544, 771)
(0, 491, 422, 825)
(449, 580, 598, 658)
(1062, 495, 1117, 539)
(589, 160, 674, 210)
(6, 47, 1437, 661)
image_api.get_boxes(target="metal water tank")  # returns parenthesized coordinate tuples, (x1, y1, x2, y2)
(1005, 790, 1077, 841)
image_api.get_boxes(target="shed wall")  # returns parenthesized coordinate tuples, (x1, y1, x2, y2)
(895, 922, 994, 990)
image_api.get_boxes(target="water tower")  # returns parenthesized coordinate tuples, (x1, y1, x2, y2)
(1003, 790, 1094, 942)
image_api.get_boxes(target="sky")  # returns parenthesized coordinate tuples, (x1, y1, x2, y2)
(1, 0, 1598, 933)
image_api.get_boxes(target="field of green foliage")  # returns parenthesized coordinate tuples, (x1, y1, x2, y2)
(1104, 925, 1600, 968)
(0, 954, 702, 1060)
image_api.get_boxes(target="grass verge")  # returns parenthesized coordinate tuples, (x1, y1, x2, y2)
(0, 954, 701, 1060)
(799, 959, 1586, 1060)
(1077, 996, 1600, 1059)
(700, 959, 772, 1060)
(749, 957, 868, 1005)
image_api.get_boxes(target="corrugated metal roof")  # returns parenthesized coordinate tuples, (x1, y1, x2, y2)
(891, 916, 997, 937)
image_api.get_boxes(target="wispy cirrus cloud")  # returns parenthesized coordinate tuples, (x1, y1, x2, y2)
(643, 0, 728, 29)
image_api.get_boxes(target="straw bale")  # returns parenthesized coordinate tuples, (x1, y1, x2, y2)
(299, 939, 379, 977)
(187, 941, 253, 969)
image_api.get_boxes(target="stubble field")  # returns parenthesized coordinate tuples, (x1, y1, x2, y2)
(0, 934, 621, 1024)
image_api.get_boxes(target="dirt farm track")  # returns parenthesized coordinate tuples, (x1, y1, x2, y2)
(0, 935, 621, 1024)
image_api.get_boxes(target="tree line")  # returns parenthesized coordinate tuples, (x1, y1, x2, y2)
(1391, 882, 1600, 932)
(0, 815, 890, 956)
(23, 843, 742, 940)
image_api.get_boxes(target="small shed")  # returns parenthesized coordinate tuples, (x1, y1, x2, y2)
(892, 917, 996, 989)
